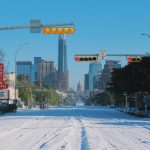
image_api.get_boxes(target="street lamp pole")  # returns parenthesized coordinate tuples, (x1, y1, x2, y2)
(14, 42, 28, 101)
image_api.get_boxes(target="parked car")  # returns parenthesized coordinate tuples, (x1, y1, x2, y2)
(0, 103, 5, 114)
(0, 103, 17, 115)
(0, 102, 9, 113)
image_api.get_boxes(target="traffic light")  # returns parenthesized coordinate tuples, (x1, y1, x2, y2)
(127, 57, 141, 63)
(74, 55, 99, 62)
(42, 27, 75, 34)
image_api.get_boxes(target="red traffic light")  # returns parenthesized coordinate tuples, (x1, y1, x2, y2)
(127, 57, 141, 63)
(75, 57, 81, 62)
(74, 55, 98, 62)
(127, 58, 133, 62)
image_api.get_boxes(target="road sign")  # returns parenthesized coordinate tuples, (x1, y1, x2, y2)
(99, 50, 106, 59)
(30, 20, 41, 33)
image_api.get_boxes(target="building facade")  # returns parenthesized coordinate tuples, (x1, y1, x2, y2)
(16, 61, 32, 83)
(37, 60, 56, 88)
(100, 60, 121, 90)
(88, 62, 102, 91)
(4, 72, 16, 101)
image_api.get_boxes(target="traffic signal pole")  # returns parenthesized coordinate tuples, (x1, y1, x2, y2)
(0, 23, 75, 31)
(74, 50, 150, 62)
(107, 53, 150, 57)
(98, 50, 150, 59)
(0, 21, 76, 35)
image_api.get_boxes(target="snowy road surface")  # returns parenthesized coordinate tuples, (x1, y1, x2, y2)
(0, 106, 150, 150)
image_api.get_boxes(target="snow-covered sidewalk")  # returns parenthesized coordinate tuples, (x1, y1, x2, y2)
(0, 106, 150, 150)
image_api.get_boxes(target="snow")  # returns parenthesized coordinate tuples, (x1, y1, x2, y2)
(0, 106, 150, 150)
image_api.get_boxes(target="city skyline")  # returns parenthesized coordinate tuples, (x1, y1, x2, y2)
(16, 56, 57, 90)
(0, 0, 150, 89)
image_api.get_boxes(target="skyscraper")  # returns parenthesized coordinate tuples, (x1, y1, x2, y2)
(57, 34, 69, 92)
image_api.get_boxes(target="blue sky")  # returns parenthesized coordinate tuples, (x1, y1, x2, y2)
(0, 0, 150, 89)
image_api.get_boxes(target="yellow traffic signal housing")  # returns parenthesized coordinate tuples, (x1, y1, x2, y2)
(42, 27, 75, 34)
(74, 55, 99, 62)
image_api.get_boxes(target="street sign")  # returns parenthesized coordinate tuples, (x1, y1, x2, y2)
(99, 50, 106, 59)
(30, 20, 41, 33)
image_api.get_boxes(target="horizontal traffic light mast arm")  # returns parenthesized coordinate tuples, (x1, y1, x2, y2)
(0, 23, 75, 30)
(107, 53, 150, 57)
(75, 53, 150, 57)
(43, 23, 75, 28)
(75, 54, 99, 57)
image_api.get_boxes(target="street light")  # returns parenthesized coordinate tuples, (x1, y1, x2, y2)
(14, 42, 28, 101)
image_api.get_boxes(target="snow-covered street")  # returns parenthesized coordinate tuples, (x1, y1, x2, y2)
(0, 106, 150, 150)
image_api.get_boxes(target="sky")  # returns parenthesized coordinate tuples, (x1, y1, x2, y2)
(0, 0, 150, 90)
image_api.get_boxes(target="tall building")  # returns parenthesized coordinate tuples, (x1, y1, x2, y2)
(88, 62, 102, 91)
(57, 34, 69, 92)
(16, 61, 32, 83)
(37, 60, 56, 88)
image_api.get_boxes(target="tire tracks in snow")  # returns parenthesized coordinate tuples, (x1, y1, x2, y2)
(0, 117, 38, 138)
(32, 117, 73, 149)
(0, 117, 44, 150)
(80, 117, 122, 150)
(76, 116, 90, 150)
